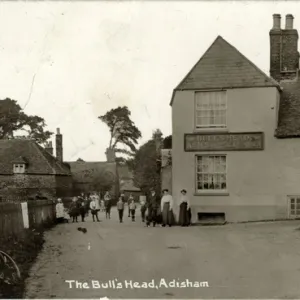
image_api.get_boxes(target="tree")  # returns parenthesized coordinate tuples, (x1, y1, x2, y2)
(133, 140, 161, 194)
(0, 98, 53, 145)
(98, 106, 142, 160)
(163, 135, 172, 149)
(132, 129, 163, 195)
(91, 170, 115, 197)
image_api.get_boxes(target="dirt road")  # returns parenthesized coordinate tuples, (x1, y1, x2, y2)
(25, 207, 300, 298)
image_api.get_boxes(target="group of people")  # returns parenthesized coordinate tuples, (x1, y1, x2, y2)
(55, 191, 113, 223)
(116, 188, 192, 227)
(116, 193, 136, 223)
(55, 188, 192, 227)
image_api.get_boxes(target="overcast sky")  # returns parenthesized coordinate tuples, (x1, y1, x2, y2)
(0, 1, 298, 161)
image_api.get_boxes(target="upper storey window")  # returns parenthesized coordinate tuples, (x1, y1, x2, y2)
(195, 91, 227, 129)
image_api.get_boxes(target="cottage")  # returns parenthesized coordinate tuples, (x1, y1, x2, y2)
(171, 14, 300, 223)
(67, 149, 119, 201)
(0, 129, 72, 201)
(118, 164, 141, 199)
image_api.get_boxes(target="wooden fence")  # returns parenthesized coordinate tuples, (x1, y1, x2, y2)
(0, 200, 56, 237)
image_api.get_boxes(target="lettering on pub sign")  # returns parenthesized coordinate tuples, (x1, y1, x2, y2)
(184, 132, 264, 152)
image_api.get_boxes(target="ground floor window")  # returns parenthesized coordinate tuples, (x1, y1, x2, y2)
(196, 155, 227, 192)
(288, 196, 300, 218)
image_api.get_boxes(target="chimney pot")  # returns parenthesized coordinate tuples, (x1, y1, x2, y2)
(56, 128, 60, 135)
(285, 14, 294, 29)
(273, 14, 281, 30)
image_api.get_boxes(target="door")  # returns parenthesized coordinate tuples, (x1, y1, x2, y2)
(288, 196, 300, 219)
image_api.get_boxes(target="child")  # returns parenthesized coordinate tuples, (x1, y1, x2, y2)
(100, 199, 105, 212)
(55, 198, 65, 223)
(117, 197, 125, 223)
(104, 191, 112, 219)
(129, 200, 137, 222)
(90, 197, 100, 222)
(79, 202, 86, 222)
(69, 197, 80, 223)
(128, 194, 134, 217)
(140, 199, 147, 222)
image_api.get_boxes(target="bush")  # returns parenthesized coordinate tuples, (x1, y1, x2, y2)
(0, 222, 53, 298)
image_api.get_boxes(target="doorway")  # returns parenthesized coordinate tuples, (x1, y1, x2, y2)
(288, 196, 300, 219)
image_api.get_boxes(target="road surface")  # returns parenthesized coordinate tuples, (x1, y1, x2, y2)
(25, 207, 300, 298)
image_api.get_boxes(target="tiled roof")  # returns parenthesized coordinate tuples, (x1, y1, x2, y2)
(117, 165, 141, 191)
(276, 75, 300, 138)
(11, 156, 28, 164)
(67, 161, 117, 184)
(170, 36, 279, 105)
(117, 165, 133, 179)
(0, 139, 71, 175)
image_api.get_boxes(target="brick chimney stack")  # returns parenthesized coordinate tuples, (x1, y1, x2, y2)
(55, 128, 63, 162)
(106, 148, 116, 162)
(270, 13, 299, 82)
(45, 141, 53, 156)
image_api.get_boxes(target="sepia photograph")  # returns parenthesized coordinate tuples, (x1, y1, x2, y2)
(1, 0, 300, 299)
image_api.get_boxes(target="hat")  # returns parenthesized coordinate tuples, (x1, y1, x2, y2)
(57, 198, 62, 202)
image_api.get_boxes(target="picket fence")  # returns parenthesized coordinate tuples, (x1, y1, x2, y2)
(0, 200, 56, 237)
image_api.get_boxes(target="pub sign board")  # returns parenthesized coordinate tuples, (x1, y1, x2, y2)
(184, 132, 264, 152)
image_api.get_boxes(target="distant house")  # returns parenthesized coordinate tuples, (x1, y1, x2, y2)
(67, 159, 119, 199)
(0, 129, 72, 201)
(117, 164, 141, 199)
(170, 14, 300, 223)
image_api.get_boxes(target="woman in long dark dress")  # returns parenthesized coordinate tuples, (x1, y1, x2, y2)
(160, 189, 174, 227)
(178, 189, 190, 226)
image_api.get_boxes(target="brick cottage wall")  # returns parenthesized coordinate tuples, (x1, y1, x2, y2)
(0, 174, 57, 201)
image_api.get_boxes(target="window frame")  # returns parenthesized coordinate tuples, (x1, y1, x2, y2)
(287, 195, 300, 219)
(13, 163, 26, 174)
(195, 154, 228, 196)
(194, 90, 228, 131)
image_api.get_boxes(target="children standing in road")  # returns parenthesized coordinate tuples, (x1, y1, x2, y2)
(140, 198, 147, 222)
(104, 191, 112, 219)
(117, 197, 125, 223)
(90, 197, 100, 222)
(129, 199, 137, 222)
(79, 202, 86, 222)
(127, 194, 134, 217)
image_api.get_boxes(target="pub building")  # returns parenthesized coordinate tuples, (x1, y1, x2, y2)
(170, 14, 300, 223)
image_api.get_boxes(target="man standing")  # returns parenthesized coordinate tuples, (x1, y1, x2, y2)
(146, 189, 160, 227)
